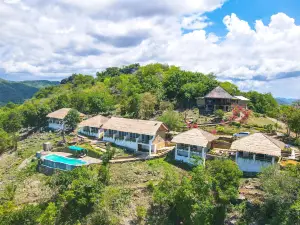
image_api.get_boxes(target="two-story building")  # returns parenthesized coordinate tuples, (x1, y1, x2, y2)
(47, 108, 85, 130)
(172, 128, 217, 165)
(78, 115, 109, 139)
(102, 117, 169, 156)
(230, 133, 283, 174)
(197, 86, 249, 113)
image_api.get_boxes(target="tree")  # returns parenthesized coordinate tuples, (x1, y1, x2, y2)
(54, 94, 70, 109)
(37, 203, 57, 225)
(220, 82, 240, 96)
(3, 111, 22, 150)
(138, 92, 157, 119)
(96, 67, 121, 81)
(64, 109, 81, 131)
(174, 166, 215, 224)
(247, 165, 300, 225)
(0, 129, 12, 154)
(158, 110, 184, 131)
(207, 159, 242, 224)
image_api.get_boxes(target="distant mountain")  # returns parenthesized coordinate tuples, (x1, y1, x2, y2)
(276, 97, 299, 105)
(0, 79, 59, 105)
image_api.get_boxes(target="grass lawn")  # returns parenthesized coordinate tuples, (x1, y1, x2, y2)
(247, 115, 276, 127)
(0, 132, 64, 204)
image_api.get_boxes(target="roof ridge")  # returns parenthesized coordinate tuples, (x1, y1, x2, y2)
(261, 133, 284, 150)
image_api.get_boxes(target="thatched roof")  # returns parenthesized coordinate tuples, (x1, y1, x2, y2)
(102, 117, 168, 136)
(172, 128, 217, 147)
(205, 86, 233, 99)
(230, 133, 284, 157)
(79, 115, 109, 128)
(46, 108, 85, 120)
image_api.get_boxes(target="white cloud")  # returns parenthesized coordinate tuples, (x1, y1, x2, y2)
(0, 1, 300, 97)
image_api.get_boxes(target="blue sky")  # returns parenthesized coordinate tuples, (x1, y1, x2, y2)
(206, 0, 300, 34)
(1, 0, 300, 98)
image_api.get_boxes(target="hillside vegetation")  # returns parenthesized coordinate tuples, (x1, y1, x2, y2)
(1, 63, 300, 224)
(0, 79, 58, 105)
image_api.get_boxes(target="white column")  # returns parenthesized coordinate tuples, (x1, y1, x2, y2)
(175, 144, 178, 157)
(149, 145, 151, 156)
(201, 147, 205, 165)
(89, 127, 91, 135)
(235, 151, 239, 162)
(188, 146, 191, 161)
(253, 154, 256, 161)
(272, 156, 275, 164)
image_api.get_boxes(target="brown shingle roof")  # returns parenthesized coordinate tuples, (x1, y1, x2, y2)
(172, 128, 217, 147)
(46, 108, 85, 120)
(205, 86, 233, 99)
(230, 133, 284, 157)
(79, 115, 109, 128)
(102, 117, 168, 136)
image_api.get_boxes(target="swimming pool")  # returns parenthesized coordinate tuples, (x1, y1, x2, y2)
(42, 154, 87, 171)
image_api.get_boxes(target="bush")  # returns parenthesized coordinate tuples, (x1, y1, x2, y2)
(216, 125, 225, 133)
(231, 121, 241, 128)
(136, 205, 147, 222)
(159, 101, 174, 112)
(294, 138, 300, 146)
(214, 109, 225, 119)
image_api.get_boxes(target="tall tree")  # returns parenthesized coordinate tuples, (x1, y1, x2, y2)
(3, 111, 23, 150)
(138, 92, 157, 119)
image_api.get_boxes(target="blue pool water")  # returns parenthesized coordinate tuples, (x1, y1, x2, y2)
(42, 154, 87, 171)
(45, 154, 87, 165)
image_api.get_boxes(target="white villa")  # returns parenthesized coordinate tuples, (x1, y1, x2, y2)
(102, 117, 169, 156)
(47, 108, 85, 130)
(172, 128, 217, 165)
(78, 115, 109, 139)
(230, 133, 283, 173)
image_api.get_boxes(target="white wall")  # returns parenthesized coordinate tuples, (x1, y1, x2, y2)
(48, 122, 64, 130)
(79, 127, 104, 139)
(103, 134, 138, 151)
(236, 157, 273, 172)
(175, 144, 206, 165)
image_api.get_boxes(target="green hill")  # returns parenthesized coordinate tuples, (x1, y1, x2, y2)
(0, 79, 59, 105)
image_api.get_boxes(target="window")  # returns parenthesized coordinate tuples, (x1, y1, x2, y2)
(239, 151, 254, 159)
(255, 154, 273, 162)
(119, 131, 127, 138)
(129, 133, 138, 139)
(91, 127, 98, 133)
(177, 144, 189, 151)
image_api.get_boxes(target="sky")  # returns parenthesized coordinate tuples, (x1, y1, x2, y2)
(1, 0, 300, 98)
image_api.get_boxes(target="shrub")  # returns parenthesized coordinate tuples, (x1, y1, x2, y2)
(216, 125, 225, 133)
(294, 138, 300, 146)
(159, 101, 174, 112)
(231, 121, 241, 128)
(136, 205, 147, 222)
(214, 109, 225, 119)
(147, 181, 155, 192)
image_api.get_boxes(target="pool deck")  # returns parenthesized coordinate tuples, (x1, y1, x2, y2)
(44, 147, 174, 165)
(43, 152, 102, 165)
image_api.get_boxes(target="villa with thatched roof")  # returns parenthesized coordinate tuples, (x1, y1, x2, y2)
(172, 128, 217, 164)
(78, 115, 109, 138)
(230, 133, 284, 173)
(46, 108, 85, 130)
(196, 86, 249, 113)
(102, 117, 169, 155)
